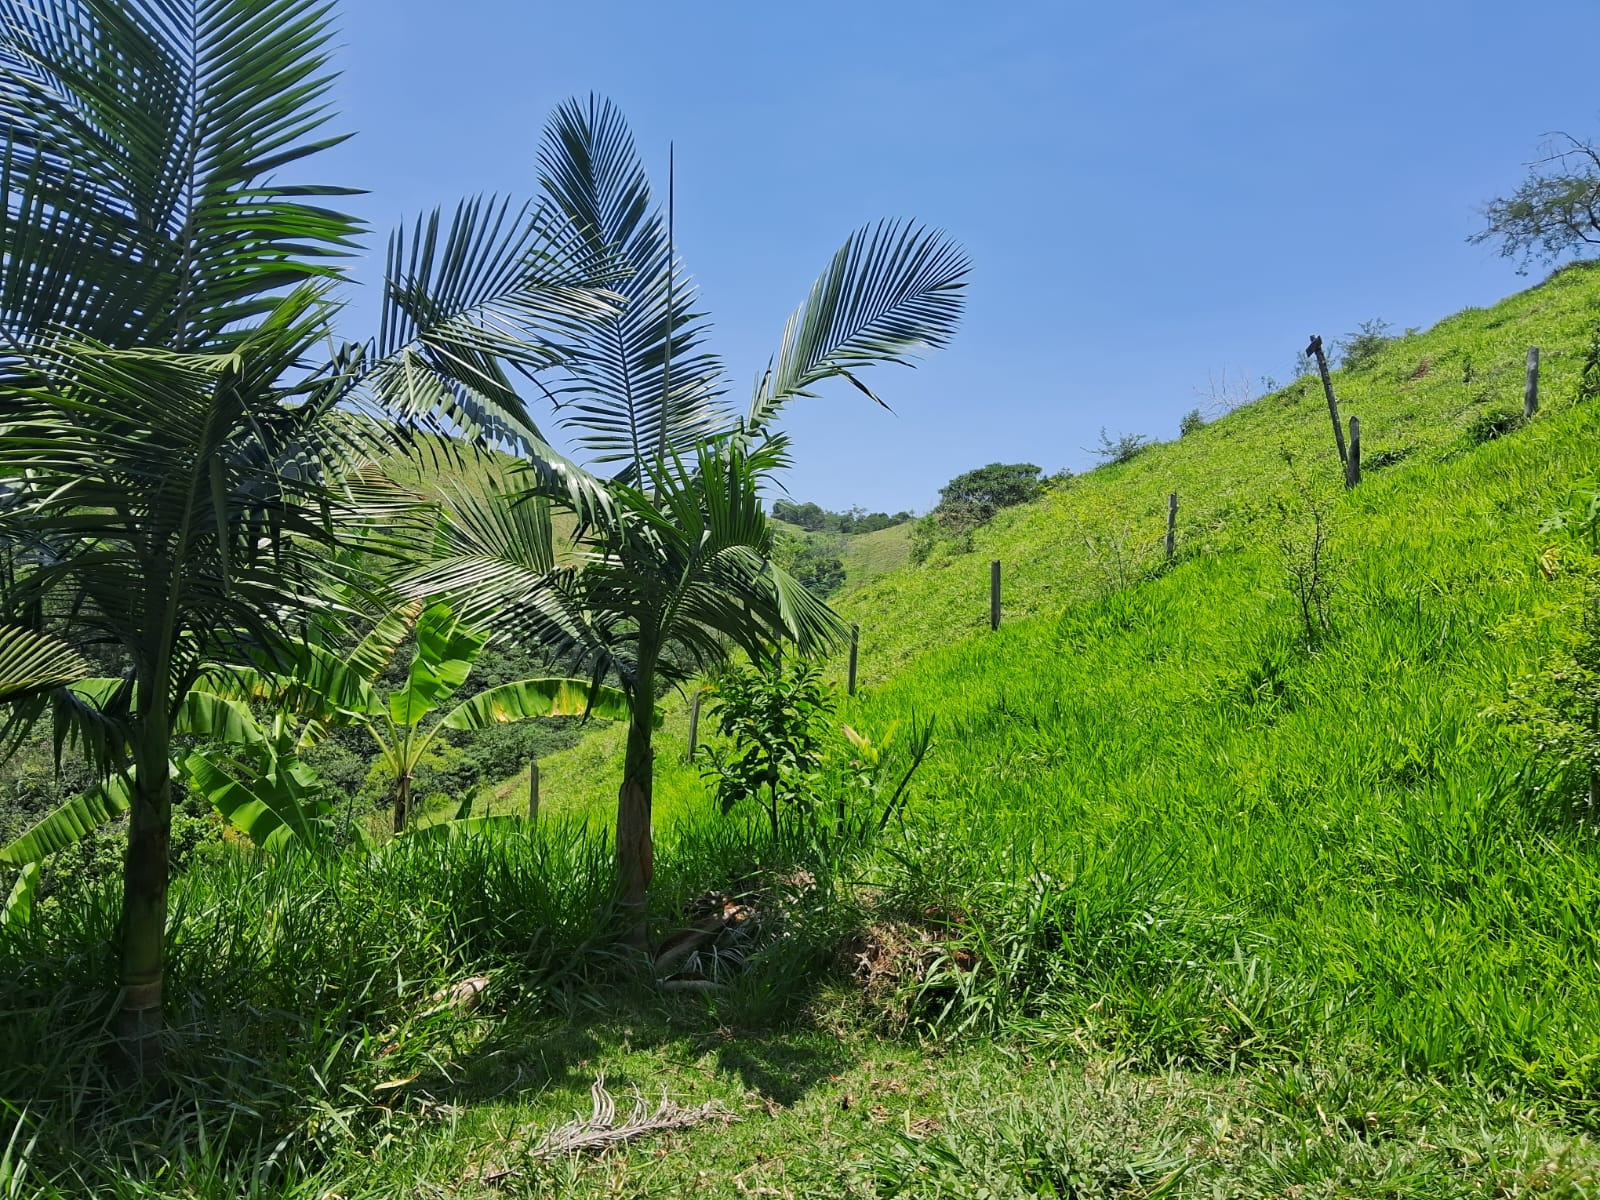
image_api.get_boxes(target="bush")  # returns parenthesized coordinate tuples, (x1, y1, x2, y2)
(698, 658, 832, 838)
(1336, 318, 1393, 370)
(1179, 407, 1205, 437)
(1090, 428, 1150, 465)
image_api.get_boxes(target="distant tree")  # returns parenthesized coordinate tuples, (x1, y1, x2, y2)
(772, 499, 912, 535)
(1471, 133, 1600, 271)
(771, 499, 829, 530)
(938, 463, 1043, 512)
(1335, 319, 1393, 371)
(1179, 408, 1205, 437)
(791, 551, 846, 597)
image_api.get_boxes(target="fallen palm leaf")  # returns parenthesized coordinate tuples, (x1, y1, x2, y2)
(480, 1075, 734, 1184)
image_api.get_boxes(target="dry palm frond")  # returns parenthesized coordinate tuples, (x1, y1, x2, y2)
(479, 1075, 734, 1184)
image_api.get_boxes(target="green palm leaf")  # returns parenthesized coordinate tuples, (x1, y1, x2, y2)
(745, 221, 969, 436)
(0, 625, 90, 702)
(538, 95, 728, 473)
(441, 677, 635, 731)
(371, 194, 619, 446)
(0, 0, 361, 351)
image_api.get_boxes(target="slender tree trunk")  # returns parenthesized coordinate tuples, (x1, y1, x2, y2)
(117, 699, 171, 1076)
(394, 772, 412, 834)
(616, 677, 656, 946)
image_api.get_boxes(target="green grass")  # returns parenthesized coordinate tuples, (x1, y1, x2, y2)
(11, 266, 1600, 1196)
(840, 520, 914, 587)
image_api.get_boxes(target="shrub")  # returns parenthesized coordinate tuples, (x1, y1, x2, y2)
(1179, 407, 1205, 437)
(1335, 318, 1393, 370)
(698, 658, 833, 838)
(1090, 428, 1150, 465)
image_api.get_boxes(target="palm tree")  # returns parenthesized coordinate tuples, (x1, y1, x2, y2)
(403, 98, 969, 937)
(0, 0, 615, 1069)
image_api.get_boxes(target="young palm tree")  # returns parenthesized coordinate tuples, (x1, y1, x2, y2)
(0, 0, 615, 1069)
(403, 98, 969, 937)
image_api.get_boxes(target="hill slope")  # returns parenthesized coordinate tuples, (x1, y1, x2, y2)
(835, 264, 1600, 680)
(488, 265, 1600, 1099)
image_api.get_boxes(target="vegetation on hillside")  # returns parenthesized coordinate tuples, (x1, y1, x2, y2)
(5, 2, 1600, 1195)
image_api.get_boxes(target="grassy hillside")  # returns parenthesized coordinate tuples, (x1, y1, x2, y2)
(477, 262, 1600, 1095)
(840, 519, 913, 586)
(14, 269, 1600, 1198)
(835, 263, 1600, 682)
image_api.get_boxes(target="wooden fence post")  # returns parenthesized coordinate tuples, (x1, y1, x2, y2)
(1306, 334, 1348, 466)
(1345, 415, 1361, 489)
(686, 689, 705, 763)
(1525, 346, 1540, 419)
(527, 760, 540, 822)
(847, 624, 859, 697)
(990, 560, 1001, 631)
(1165, 492, 1178, 559)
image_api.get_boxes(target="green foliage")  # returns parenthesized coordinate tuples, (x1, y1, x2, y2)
(1179, 407, 1206, 437)
(1466, 404, 1526, 444)
(1090, 428, 1151, 465)
(772, 528, 847, 599)
(1336, 317, 1395, 370)
(772, 499, 912, 534)
(1470, 133, 1600, 270)
(938, 462, 1043, 512)
(699, 659, 833, 837)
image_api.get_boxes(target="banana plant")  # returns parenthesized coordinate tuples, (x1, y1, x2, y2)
(212, 600, 634, 832)
(0, 685, 337, 928)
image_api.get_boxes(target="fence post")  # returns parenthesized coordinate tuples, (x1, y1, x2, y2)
(686, 688, 705, 763)
(1306, 334, 1348, 466)
(1525, 346, 1540, 419)
(990, 560, 1001, 631)
(1165, 492, 1178, 559)
(527, 760, 540, 822)
(1345, 415, 1361, 489)
(847, 623, 860, 697)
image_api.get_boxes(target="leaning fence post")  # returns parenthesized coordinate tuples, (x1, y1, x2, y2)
(1525, 346, 1540, 419)
(686, 688, 705, 763)
(847, 624, 860, 697)
(990, 560, 1001, 631)
(1165, 492, 1178, 559)
(1306, 334, 1348, 466)
(527, 760, 540, 822)
(1345, 415, 1361, 489)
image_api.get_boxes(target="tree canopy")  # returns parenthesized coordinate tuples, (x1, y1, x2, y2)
(1471, 133, 1600, 271)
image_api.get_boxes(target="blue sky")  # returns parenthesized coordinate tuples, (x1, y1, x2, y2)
(326, 0, 1598, 513)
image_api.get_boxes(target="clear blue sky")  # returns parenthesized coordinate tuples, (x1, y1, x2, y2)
(325, 0, 1597, 514)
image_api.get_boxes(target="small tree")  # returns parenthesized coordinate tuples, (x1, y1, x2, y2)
(1179, 408, 1205, 437)
(698, 657, 832, 839)
(1471, 132, 1600, 271)
(1090, 429, 1150, 465)
(937, 463, 1043, 511)
(1336, 319, 1393, 371)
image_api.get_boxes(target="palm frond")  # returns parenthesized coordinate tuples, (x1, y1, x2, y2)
(0, 624, 88, 701)
(371, 194, 620, 445)
(0, 0, 361, 352)
(745, 220, 969, 436)
(538, 95, 728, 471)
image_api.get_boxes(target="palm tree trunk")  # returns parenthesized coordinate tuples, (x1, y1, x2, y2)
(117, 704, 171, 1076)
(616, 684, 656, 945)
